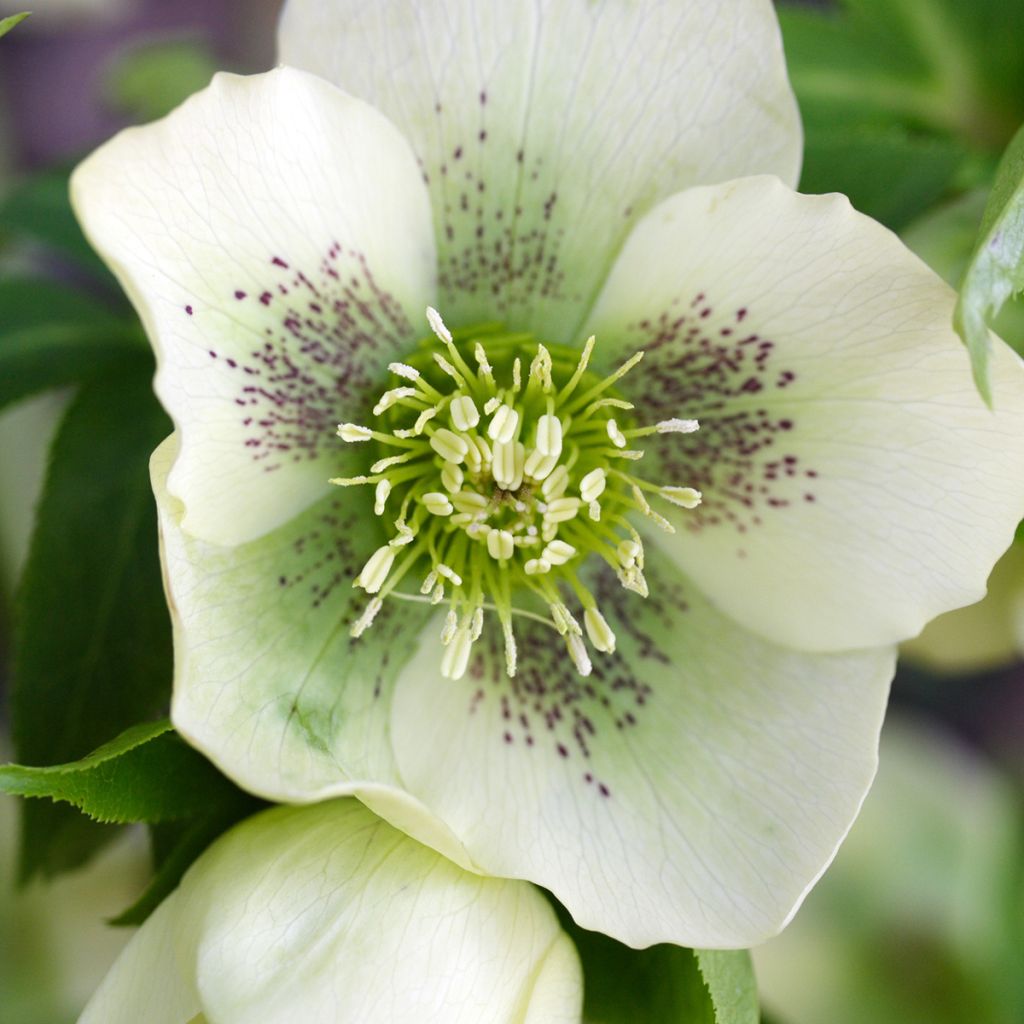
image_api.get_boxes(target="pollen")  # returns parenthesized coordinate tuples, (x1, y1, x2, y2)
(331, 309, 701, 681)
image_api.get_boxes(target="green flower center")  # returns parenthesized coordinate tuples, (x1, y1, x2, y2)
(332, 308, 701, 680)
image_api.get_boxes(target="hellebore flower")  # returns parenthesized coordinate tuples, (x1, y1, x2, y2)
(79, 800, 582, 1023)
(71, 1, 1024, 948)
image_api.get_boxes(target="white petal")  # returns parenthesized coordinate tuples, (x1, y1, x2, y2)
(902, 542, 1024, 673)
(85, 802, 583, 1024)
(79, 892, 200, 1024)
(152, 436, 472, 871)
(279, 0, 800, 341)
(72, 68, 435, 546)
(385, 561, 893, 948)
(586, 176, 1024, 651)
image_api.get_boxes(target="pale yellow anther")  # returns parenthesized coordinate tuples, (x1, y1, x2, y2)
(492, 439, 516, 488)
(426, 305, 453, 344)
(607, 419, 628, 448)
(337, 423, 372, 442)
(541, 464, 569, 500)
(471, 607, 485, 641)
(535, 414, 563, 457)
(474, 343, 495, 383)
(430, 428, 469, 464)
(542, 540, 576, 565)
(588, 500, 601, 521)
(413, 406, 438, 434)
(566, 633, 593, 676)
(524, 448, 558, 481)
(371, 453, 408, 473)
(579, 467, 607, 503)
(440, 463, 464, 493)
(584, 607, 616, 654)
(441, 610, 459, 645)
(483, 395, 502, 416)
(437, 563, 463, 586)
(391, 521, 416, 546)
(451, 490, 488, 513)
(471, 434, 492, 467)
(487, 528, 515, 561)
(354, 545, 396, 594)
(388, 361, 420, 381)
(433, 352, 465, 386)
(422, 491, 454, 516)
(374, 479, 391, 515)
(450, 394, 480, 431)
(430, 582, 445, 604)
(617, 538, 642, 568)
(420, 571, 438, 595)
(524, 558, 551, 575)
(657, 418, 699, 434)
(440, 626, 473, 680)
(488, 404, 519, 444)
(503, 621, 517, 676)
(350, 597, 383, 638)
(661, 486, 703, 509)
(544, 497, 581, 523)
(373, 387, 418, 415)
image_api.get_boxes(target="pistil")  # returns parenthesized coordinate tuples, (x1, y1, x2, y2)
(330, 309, 702, 681)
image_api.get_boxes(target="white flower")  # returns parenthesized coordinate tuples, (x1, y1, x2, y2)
(71, 0, 1024, 948)
(79, 800, 582, 1024)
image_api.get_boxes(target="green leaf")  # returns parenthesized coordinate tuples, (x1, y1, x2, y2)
(694, 949, 759, 1024)
(800, 123, 966, 231)
(11, 362, 173, 878)
(102, 36, 219, 122)
(0, 277, 123, 334)
(561, 918, 758, 1023)
(954, 122, 1024, 405)
(0, 320, 145, 413)
(778, 2, 1023, 150)
(0, 12, 29, 39)
(0, 720, 240, 824)
(0, 167, 118, 284)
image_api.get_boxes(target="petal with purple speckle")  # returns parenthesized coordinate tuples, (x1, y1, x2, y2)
(72, 68, 436, 546)
(586, 176, 1024, 651)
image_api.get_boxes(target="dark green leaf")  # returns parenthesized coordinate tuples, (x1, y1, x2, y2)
(111, 792, 265, 927)
(954, 122, 1024, 404)
(0, 321, 145, 413)
(0, 167, 117, 283)
(0, 720, 240, 824)
(694, 949, 759, 1024)
(102, 37, 219, 122)
(800, 123, 966, 230)
(560, 916, 758, 1024)
(0, 12, 29, 39)
(778, 2, 1023, 149)
(0, 277, 123, 334)
(12, 362, 172, 878)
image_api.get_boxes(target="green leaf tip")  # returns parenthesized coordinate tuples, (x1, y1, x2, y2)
(0, 720, 241, 825)
(954, 121, 1024, 408)
(0, 12, 30, 40)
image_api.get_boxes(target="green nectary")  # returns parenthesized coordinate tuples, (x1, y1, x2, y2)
(332, 309, 701, 680)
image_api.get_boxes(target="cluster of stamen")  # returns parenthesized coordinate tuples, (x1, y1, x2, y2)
(331, 308, 701, 681)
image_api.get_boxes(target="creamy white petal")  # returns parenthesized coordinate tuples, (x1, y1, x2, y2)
(279, 0, 800, 342)
(586, 176, 1024, 651)
(152, 436, 473, 870)
(902, 542, 1024, 672)
(384, 560, 894, 948)
(72, 68, 435, 545)
(79, 892, 200, 1024)
(83, 802, 583, 1023)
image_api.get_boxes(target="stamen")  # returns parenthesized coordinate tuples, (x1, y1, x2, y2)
(336, 309, 701, 677)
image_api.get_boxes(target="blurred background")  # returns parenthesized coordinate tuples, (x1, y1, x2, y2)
(0, 2, 1022, 1022)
